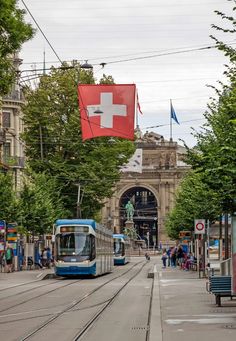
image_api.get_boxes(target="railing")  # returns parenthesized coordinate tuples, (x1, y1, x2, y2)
(3, 90, 24, 102)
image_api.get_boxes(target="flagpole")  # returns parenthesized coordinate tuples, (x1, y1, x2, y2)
(170, 99, 173, 141)
(136, 90, 139, 128)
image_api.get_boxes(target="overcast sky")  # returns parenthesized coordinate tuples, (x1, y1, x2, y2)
(19, 0, 234, 147)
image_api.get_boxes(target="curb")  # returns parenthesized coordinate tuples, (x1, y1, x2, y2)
(41, 273, 58, 280)
(149, 267, 162, 341)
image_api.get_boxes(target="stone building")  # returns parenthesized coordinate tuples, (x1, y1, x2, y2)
(101, 130, 190, 245)
(0, 54, 25, 191)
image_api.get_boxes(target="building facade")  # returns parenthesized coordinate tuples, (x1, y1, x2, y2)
(101, 131, 190, 245)
(0, 54, 25, 191)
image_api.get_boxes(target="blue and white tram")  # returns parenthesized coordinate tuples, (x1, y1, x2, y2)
(54, 219, 113, 276)
(113, 234, 131, 265)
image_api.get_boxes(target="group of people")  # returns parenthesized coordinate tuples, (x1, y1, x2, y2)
(161, 245, 196, 270)
(36, 247, 52, 269)
(0, 244, 14, 273)
(0, 245, 53, 272)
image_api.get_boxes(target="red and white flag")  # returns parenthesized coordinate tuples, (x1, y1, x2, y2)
(78, 84, 136, 140)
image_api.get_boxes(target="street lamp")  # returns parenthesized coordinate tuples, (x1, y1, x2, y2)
(81, 60, 93, 70)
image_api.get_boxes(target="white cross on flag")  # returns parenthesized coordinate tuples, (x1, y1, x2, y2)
(78, 84, 136, 140)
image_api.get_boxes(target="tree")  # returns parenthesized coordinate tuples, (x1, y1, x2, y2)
(183, 1, 236, 213)
(21, 63, 135, 218)
(17, 171, 69, 235)
(0, 0, 34, 94)
(0, 172, 18, 222)
(165, 171, 221, 240)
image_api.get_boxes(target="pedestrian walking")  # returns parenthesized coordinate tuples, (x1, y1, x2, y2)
(161, 248, 167, 268)
(46, 247, 52, 268)
(34, 249, 43, 269)
(167, 247, 171, 267)
(0, 251, 5, 272)
(170, 247, 177, 267)
(5, 244, 14, 273)
(177, 245, 184, 267)
(42, 248, 48, 268)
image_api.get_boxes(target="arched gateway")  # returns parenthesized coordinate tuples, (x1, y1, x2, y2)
(120, 186, 158, 247)
(101, 131, 190, 243)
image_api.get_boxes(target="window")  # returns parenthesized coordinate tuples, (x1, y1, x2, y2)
(2, 112, 11, 128)
(4, 142, 11, 157)
(56, 232, 94, 261)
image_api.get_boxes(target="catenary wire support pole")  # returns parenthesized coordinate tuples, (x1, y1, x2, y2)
(39, 125, 43, 160)
(206, 219, 210, 268)
(76, 183, 81, 218)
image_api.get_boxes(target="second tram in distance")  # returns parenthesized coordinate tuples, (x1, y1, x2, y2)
(113, 233, 131, 265)
(54, 219, 113, 276)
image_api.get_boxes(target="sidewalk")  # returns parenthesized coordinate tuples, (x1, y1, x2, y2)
(150, 259, 236, 341)
(0, 268, 54, 289)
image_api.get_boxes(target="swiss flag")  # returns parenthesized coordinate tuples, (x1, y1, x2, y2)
(78, 84, 136, 140)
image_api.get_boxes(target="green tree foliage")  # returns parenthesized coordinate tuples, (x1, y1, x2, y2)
(165, 171, 221, 240)
(0, 0, 34, 94)
(0, 172, 18, 221)
(21, 64, 135, 218)
(166, 2, 236, 239)
(184, 1, 236, 213)
(17, 172, 69, 235)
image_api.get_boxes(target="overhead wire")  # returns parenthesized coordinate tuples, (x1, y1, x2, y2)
(21, 0, 62, 64)
(18, 1, 221, 149)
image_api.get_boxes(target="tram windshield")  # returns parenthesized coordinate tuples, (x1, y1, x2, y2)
(114, 238, 124, 256)
(56, 233, 95, 261)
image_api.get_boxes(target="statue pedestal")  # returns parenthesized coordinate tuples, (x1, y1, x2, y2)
(125, 220, 134, 229)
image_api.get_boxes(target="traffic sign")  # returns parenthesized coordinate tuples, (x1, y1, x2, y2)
(194, 219, 206, 234)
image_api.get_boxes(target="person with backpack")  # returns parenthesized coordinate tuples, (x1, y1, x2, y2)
(5, 245, 14, 273)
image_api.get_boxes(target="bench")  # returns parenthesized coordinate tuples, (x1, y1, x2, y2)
(207, 275, 236, 306)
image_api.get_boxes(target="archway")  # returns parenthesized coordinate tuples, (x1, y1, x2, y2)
(119, 186, 158, 247)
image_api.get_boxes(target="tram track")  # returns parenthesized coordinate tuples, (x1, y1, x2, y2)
(19, 260, 147, 341)
(71, 262, 155, 341)
(0, 278, 82, 314)
(0, 278, 69, 301)
(0, 278, 46, 292)
(72, 261, 150, 341)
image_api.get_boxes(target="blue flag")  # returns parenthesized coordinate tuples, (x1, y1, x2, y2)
(170, 101, 180, 125)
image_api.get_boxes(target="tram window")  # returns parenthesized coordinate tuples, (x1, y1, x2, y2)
(91, 235, 95, 260)
(114, 238, 122, 256)
(56, 233, 91, 257)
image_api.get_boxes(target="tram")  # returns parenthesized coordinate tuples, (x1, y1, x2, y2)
(113, 234, 131, 265)
(54, 219, 113, 276)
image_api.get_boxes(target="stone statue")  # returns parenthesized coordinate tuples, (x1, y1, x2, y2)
(160, 152, 166, 168)
(169, 152, 175, 167)
(125, 200, 134, 221)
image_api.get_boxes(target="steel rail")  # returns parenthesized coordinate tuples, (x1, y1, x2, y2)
(0, 279, 82, 314)
(0, 279, 68, 300)
(19, 261, 145, 340)
(72, 262, 148, 341)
